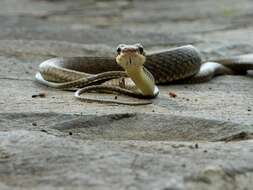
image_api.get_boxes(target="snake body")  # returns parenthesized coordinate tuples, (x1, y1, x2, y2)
(35, 45, 253, 105)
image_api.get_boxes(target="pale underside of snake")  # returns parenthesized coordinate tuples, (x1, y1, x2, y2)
(35, 44, 253, 105)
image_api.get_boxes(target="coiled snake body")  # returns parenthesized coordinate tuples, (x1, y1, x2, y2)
(35, 44, 253, 105)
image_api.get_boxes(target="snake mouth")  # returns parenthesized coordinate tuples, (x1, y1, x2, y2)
(117, 52, 145, 68)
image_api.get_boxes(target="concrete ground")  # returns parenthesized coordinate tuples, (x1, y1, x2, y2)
(0, 0, 253, 189)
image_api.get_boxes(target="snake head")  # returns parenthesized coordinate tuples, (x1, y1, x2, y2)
(116, 44, 146, 71)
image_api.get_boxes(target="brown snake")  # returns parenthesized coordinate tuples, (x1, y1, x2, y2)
(35, 44, 253, 105)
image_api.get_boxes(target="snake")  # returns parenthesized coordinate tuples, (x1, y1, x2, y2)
(35, 44, 253, 105)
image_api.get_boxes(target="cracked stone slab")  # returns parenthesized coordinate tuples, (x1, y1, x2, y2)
(0, 131, 253, 190)
(1, 112, 253, 141)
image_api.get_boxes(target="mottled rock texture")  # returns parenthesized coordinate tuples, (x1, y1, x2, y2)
(0, 0, 252, 189)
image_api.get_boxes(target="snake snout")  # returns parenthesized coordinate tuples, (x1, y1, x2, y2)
(121, 48, 138, 54)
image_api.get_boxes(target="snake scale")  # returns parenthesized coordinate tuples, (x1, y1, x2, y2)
(35, 44, 253, 105)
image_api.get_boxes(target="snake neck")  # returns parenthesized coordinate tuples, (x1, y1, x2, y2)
(125, 66, 156, 96)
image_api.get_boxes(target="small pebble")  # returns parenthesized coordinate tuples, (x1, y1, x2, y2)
(168, 92, 177, 98)
(32, 92, 46, 98)
(32, 122, 37, 126)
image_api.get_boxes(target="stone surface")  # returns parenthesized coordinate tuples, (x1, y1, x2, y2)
(0, 0, 253, 189)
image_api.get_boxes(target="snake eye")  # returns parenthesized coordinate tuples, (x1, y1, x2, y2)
(116, 44, 126, 54)
(138, 46, 144, 54)
(116, 47, 121, 54)
(135, 43, 144, 54)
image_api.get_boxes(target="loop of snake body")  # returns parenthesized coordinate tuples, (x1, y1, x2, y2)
(35, 44, 253, 105)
